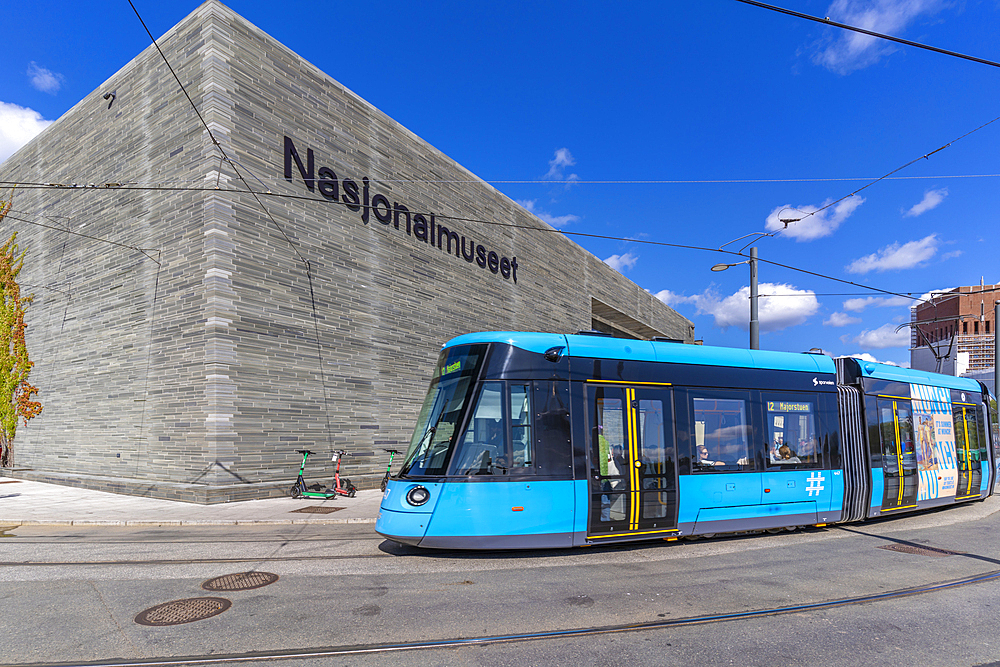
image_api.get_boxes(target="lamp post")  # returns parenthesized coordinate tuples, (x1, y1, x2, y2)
(711, 246, 759, 350)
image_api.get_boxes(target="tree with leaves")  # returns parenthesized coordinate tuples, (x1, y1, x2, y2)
(0, 190, 42, 468)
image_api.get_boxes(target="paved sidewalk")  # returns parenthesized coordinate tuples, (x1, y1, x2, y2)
(0, 479, 382, 526)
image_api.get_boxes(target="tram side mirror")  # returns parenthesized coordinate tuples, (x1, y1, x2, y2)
(544, 346, 565, 363)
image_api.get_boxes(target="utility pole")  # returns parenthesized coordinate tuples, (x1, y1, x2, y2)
(750, 247, 759, 351)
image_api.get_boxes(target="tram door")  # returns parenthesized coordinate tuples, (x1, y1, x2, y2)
(953, 402, 983, 500)
(586, 383, 678, 540)
(877, 398, 918, 512)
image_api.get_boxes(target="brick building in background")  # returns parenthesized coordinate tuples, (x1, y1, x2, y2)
(0, 1, 693, 501)
(910, 282, 997, 384)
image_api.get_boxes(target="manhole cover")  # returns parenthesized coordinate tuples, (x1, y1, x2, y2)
(202, 571, 279, 592)
(878, 543, 960, 558)
(135, 597, 231, 626)
(290, 506, 343, 514)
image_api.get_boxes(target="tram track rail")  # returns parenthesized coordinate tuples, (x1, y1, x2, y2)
(9, 567, 1000, 667)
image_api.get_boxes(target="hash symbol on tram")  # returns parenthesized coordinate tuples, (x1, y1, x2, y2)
(806, 471, 826, 497)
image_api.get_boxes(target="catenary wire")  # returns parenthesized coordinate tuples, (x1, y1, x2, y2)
(732, 0, 1000, 69)
(6, 102, 998, 263)
(0, 183, 937, 305)
(3, 209, 160, 265)
(127, 0, 336, 452)
(4, 173, 1000, 188)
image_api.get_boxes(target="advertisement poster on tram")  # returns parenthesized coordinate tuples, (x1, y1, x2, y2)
(912, 384, 958, 500)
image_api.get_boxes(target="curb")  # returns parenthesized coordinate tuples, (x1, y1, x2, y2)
(6, 518, 378, 527)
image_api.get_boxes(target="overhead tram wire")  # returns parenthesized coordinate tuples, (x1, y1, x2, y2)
(784, 114, 1000, 230)
(7, 171, 1000, 189)
(127, 0, 336, 453)
(125, 0, 304, 269)
(8, 0, 999, 280)
(3, 209, 160, 266)
(729, 0, 1000, 244)
(3, 180, 930, 306)
(732, 0, 1000, 70)
(7, 94, 999, 256)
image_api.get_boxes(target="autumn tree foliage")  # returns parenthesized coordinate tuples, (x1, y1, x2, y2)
(0, 191, 42, 468)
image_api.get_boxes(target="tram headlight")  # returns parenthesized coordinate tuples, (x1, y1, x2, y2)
(406, 485, 431, 507)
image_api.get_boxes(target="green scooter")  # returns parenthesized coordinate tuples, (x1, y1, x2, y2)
(290, 449, 356, 499)
(380, 448, 401, 492)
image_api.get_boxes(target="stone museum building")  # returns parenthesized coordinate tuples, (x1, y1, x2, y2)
(0, 1, 692, 501)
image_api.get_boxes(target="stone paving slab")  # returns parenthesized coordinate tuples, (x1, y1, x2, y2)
(0, 479, 381, 526)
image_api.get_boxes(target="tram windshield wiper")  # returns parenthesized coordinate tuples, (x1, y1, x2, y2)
(415, 424, 437, 466)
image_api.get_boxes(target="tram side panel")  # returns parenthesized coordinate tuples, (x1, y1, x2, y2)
(674, 386, 843, 536)
(984, 382, 1000, 497)
(575, 367, 844, 541)
(852, 366, 992, 520)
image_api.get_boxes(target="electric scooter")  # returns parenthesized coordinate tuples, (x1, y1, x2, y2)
(288, 449, 357, 500)
(289, 449, 339, 500)
(330, 449, 358, 498)
(380, 448, 401, 492)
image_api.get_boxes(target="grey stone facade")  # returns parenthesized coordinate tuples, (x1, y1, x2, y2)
(0, 0, 693, 502)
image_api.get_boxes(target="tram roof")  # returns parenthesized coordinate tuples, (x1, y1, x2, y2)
(845, 357, 983, 392)
(445, 332, 836, 374)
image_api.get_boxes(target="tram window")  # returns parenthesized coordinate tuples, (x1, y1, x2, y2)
(451, 382, 510, 475)
(691, 395, 752, 471)
(877, 398, 916, 476)
(594, 398, 626, 477)
(954, 404, 985, 470)
(510, 385, 533, 470)
(763, 397, 820, 466)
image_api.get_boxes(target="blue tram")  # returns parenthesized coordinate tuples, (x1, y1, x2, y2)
(375, 332, 997, 549)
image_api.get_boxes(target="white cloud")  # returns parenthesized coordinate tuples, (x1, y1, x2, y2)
(842, 295, 913, 312)
(515, 199, 579, 228)
(544, 148, 577, 181)
(812, 0, 947, 74)
(852, 323, 910, 349)
(904, 188, 948, 217)
(843, 297, 875, 312)
(662, 282, 819, 332)
(908, 287, 954, 310)
(652, 290, 694, 308)
(840, 352, 899, 366)
(27, 62, 64, 94)
(824, 312, 861, 327)
(764, 196, 864, 241)
(604, 252, 638, 273)
(0, 102, 54, 163)
(845, 234, 938, 274)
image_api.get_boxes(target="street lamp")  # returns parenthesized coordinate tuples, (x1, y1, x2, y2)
(711, 247, 759, 350)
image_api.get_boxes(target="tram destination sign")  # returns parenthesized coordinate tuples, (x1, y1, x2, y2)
(283, 135, 519, 284)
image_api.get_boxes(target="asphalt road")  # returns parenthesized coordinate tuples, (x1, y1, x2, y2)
(4, 501, 1000, 666)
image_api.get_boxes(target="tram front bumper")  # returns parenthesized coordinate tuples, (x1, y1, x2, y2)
(374, 480, 442, 545)
(375, 507, 432, 546)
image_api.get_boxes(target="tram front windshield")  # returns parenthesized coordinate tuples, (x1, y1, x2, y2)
(399, 344, 489, 477)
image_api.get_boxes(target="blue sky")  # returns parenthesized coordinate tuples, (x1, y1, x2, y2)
(2, 0, 998, 366)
